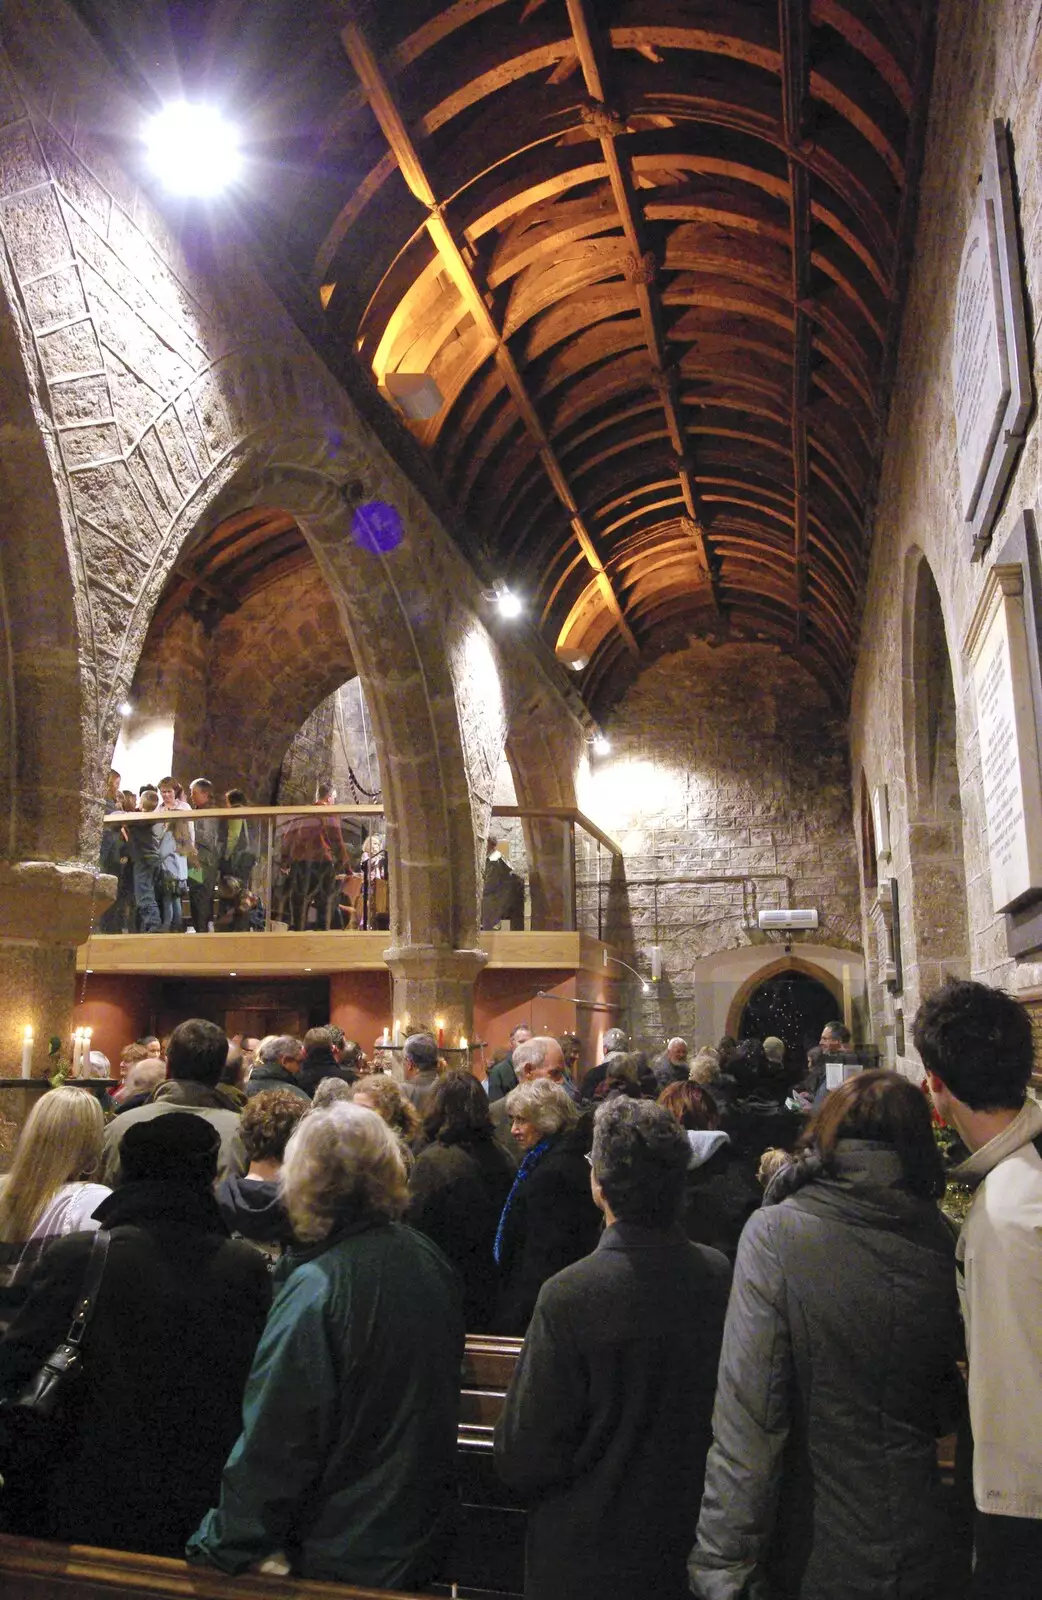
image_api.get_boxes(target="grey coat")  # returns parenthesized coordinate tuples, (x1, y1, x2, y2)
(496, 1222, 731, 1600)
(689, 1141, 968, 1600)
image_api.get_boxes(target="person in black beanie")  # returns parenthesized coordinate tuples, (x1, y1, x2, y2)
(0, 1113, 271, 1555)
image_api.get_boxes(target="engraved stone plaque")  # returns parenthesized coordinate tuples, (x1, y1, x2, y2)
(965, 565, 1042, 912)
(952, 193, 1010, 520)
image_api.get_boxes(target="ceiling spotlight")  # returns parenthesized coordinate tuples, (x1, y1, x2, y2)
(592, 734, 611, 756)
(483, 578, 523, 619)
(118, 701, 133, 717)
(144, 101, 242, 197)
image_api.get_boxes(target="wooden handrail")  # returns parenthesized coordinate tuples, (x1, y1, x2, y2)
(103, 805, 623, 855)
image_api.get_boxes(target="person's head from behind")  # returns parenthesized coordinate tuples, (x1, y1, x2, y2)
(820, 1020, 852, 1052)
(689, 1047, 720, 1086)
(402, 1032, 438, 1079)
(757, 1147, 792, 1189)
(602, 1027, 628, 1058)
(165, 1018, 229, 1088)
(303, 1026, 334, 1059)
(762, 1036, 786, 1071)
(658, 1079, 720, 1131)
(337, 1038, 363, 1074)
(281, 1103, 407, 1243)
(602, 1053, 642, 1098)
(591, 1097, 690, 1229)
(801, 1069, 945, 1199)
(352, 1074, 421, 1143)
(513, 1035, 566, 1084)
(0, 1088, 105, 1241)
(120, 1111, 220, 1191)
(312, 1076, 354, 1110)
(717, 1034, 737, 1068)
(118, 1057, 166, 1103)
(505, 1075, 577, 1151)
(315, 781, 336, 804)
(225, 788, 248, 807)
(913, 978, 1033, 1116)
(729, 1038, 769, 1092)
(240, 1089, 308, 1172)
(424, 1070, 493, 1145)
(139, 787, 159, 813)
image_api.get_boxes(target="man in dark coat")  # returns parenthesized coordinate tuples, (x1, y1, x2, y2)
(295, 1025, 346, 1097)
(578, 1026, 629, 1101)
(244, 1034, 310, 1103)
(0, 1114, 271, 1556)
(487, 1022, 532, 1103)
(495, 1097, 731, 1600)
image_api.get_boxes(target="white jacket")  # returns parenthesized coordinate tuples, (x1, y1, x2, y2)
(952, 1097, 1042, 1518)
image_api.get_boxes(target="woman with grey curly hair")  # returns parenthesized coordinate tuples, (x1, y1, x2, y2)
(492, 1078, 599, 1334)
(188, 1104, 464, 1589)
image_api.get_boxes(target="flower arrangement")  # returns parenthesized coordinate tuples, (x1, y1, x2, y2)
(921, 1077, 974, 1225)
(47, 1034, 72, 1090)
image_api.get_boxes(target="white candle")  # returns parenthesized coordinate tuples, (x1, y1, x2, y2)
(21, 1026, 32, 1080)
(382, 1026, 390, 1046)
(459, 1036, 468, 1053)
(393, 1018, 401, 1047)
(82, 1028, 93, 1075)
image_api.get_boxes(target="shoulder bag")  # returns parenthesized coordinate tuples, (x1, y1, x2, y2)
(0, 1227, 110, 1478)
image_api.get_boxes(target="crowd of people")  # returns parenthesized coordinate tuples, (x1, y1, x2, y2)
(0, 982, 1038, 1598)
(99, 770, 388, 936)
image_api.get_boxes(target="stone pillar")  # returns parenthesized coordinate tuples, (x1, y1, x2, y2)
(384, 944, 488, 1053)
(0, 862, 113, 1077)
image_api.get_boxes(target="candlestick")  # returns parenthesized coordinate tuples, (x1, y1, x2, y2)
(21, 1025, 33, 1080)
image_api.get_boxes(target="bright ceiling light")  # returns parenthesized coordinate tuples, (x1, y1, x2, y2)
(118, 701, 133, 717)
(144, 102, 242, 197)
(490, 580, 522, 619)
(592, 735, 611, 756)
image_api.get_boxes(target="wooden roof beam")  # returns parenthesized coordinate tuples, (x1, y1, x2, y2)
(340, 5, 639, 659)
(565, 0, 718, 608)
(780, 0, 813, 646)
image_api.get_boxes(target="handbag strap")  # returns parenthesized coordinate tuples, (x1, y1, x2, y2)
(64, 1229, 110, 1349)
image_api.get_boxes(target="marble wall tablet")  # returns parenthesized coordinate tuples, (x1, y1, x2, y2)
(965, 564, 1042, 912)
(952, 192, 1009, 521)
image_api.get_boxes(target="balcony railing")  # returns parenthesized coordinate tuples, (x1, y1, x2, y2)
(96, 805, 621, 940)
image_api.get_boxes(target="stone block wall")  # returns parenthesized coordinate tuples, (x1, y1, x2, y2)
(579, 641, 862, 1045)
(851, 0, 1042, 1061)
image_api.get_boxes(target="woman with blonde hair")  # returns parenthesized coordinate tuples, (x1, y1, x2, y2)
(351, 1074, 422, 1148)
(0, 1088, 109, 1331)
(188, 1104, 465, 1588)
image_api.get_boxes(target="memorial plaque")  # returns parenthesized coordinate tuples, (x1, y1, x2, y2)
(953, 122, 1033, 558)
(965, 565, 1042, 912)
(952, 193, 1010, 520)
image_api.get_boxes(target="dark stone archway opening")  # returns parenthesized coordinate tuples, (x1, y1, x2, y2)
(738, 971, 839, 1072)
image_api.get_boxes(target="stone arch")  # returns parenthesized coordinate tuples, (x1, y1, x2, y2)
(724, 954, 844, 1039)
(899, 548, 971, 1003)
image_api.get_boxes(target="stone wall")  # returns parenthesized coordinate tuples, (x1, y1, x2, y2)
(851, 0, 1042, 1062)
(276, 698, 337, 806)
(579, 641, 862, 1045)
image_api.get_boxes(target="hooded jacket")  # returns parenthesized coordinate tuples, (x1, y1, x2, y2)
(949, 1097, 1042, 1519)
(682, 1130, 761, 1260)
(217, 1173, 294, 1250)
(689, 1140, 968, 1600)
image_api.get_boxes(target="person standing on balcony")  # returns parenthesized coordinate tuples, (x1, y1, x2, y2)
(187, 778, 220, 933)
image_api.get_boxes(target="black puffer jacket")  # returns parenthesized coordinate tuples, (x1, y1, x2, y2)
(689, 1140, 969, 1600)
(493, 1116, 600, 1335)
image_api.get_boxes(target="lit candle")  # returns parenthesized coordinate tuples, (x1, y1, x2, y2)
(382, 1025, 390, 1046)
(21, 1026, 33, 1080)
(393, 1017, 401, 1047)
(435, 1017, 444, 1049)
(459, 1036, 468, 1054)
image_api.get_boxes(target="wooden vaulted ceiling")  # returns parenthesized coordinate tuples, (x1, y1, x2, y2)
(311, 0, 937, 710)
(71, 0, 938, 712)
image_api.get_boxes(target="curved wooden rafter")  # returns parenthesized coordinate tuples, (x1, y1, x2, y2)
(317, 0, 937, 711)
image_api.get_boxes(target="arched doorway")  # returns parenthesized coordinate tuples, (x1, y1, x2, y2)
(736, 969, 841, 1070)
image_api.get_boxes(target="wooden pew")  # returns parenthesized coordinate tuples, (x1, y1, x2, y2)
(0, 1336, 527, 1600)
(0, 1533, 423, 1600)
(451, 1336, 525, 1598)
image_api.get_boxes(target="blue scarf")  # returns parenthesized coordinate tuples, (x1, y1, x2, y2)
(493, 1137, 551, 1265)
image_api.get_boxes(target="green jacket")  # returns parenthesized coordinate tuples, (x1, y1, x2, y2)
(187, 1220, 464, 1589)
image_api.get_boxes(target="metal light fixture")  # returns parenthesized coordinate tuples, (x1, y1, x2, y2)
(483, 579, 523, 618)
(144, 102, 242, 197)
